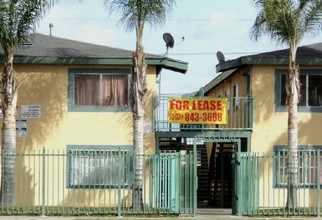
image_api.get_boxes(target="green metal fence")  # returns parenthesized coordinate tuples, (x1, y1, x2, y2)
(0, 148, 196, 216)
(234, 152, 322, 216)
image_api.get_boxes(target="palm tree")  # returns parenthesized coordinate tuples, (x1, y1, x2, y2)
(250, 0, 322, 209)
(104, 0, 176, 209)
(0, 0, 59, 205)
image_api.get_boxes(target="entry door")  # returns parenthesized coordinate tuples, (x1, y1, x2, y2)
(151, 153, 179, 212)
(232, 141, 241, 215)
(232, 151, 249, 215)
(232, 151, 259, 215)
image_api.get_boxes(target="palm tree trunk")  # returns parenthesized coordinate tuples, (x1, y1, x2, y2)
(0, 103, 16, 205)
(286, 46, 299, 209)
(132, 115, 144, 210)
(286, 75, 298, 209)
(131, 26, 147, 210)
(0, 51, 17, 205)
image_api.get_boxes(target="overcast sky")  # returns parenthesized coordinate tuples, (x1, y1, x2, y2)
(36, 0, 322, 94)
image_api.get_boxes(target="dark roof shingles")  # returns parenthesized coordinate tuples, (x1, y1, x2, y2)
(15, 33, 134, 58)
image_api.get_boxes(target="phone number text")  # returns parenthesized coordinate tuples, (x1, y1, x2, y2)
(169, 112, 223, 123)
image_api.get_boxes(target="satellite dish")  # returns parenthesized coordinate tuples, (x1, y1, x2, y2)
(216, 51, 225, 63)
(163, 33, 175, 49)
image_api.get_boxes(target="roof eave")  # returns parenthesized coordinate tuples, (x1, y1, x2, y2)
(9, 56, 133, 65)
(216, 56, 322, 72)
(146, 57, 188, 74)
(4, 56, 188, 74)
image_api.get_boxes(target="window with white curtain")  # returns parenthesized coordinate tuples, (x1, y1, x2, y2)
(67, 146, 133, 188)
(274, 146, 322, 187)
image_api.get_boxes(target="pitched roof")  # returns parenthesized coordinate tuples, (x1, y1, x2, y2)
(203, 68, 237, 94)
(216, 42, 322, 73)
(0, 33, 188, 73)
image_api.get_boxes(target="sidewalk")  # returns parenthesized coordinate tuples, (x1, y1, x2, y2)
(0, 216, 320, 220)
(0, 216, 319, 220)
(0, 209, 320, 220)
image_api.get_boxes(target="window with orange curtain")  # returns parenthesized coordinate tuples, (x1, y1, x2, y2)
(74, 74, 128, 107)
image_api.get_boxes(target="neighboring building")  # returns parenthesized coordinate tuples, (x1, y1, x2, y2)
(153, 42, 322, 213)
(203, 43, 322, 212)
(212, 43, 322, 154)
(0, 33, 188, 213)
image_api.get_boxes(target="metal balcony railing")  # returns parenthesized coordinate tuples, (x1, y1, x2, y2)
(153, 95, 254, 131)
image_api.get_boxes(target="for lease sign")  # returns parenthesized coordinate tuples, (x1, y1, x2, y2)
(167, 98, 228, 124)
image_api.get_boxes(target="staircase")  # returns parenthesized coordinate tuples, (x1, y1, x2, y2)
(196, 145, 209, 203)
(186, 144, 209, 205)
(159, 137, 181, 151)
(158, 139, 209, 206)
(208, 143, 233, 208)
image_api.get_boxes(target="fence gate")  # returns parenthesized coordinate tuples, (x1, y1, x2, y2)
(232, 152, 259, 215)
(151, 147, 197, 215)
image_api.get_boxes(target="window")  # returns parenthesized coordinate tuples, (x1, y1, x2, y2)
(67, 146, 133, 188)
(280, 74, 309, 106)
(225, 89, 230, 112)
(68, 69, 130, 112)
(274, 146, 322, 187)
(233, 84, 239, 110)
(224, 89, 230, 98)
(276, 69, 322, 112)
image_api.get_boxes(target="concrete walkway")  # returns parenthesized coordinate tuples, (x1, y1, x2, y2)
(0, 209, 319, 220)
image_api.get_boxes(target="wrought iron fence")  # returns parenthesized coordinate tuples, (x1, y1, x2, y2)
(0, 148, 196, 217)
(234, 151, 322, 216)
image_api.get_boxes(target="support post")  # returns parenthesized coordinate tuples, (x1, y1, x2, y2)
(193, 139, 197, 216)
(317, 152, 320, 217)
(41, 147, 46, 216)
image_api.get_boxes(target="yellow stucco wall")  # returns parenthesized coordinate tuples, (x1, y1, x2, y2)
(1, 64, 158, 152)
(251, 65, 322, 154)
(0, 64, 158, 207)
(250, 65, 322, 208)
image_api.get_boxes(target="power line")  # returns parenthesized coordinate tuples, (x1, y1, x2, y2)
(169, 18, 253, 22)
(168, 52, 259, 56)
(44, 17, 254, 22)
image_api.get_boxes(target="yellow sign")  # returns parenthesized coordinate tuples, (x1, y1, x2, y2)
(167, 98, 228, 124)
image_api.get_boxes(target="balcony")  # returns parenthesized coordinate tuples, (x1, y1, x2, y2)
(153, 95, 254, 132)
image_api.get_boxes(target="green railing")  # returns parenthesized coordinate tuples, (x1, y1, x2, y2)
(0, 148, 196, 217)
(234, 152, 322, 216)
(153, 95, 253, 131)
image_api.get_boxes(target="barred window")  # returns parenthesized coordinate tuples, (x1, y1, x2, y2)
(275, 146, 322, 187)
(67, 146, 133, 188)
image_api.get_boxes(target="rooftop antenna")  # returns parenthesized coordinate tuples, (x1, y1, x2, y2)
(163, 33, 174, 56)
(216, 51, 225, 63)
(49, 23, 54, 36)
(176, 36, 185, 47)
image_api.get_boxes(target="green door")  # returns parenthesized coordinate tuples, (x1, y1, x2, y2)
(151, 153, 179, 213)
(232, 152, 259, 215)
